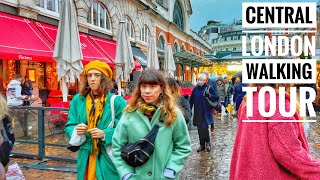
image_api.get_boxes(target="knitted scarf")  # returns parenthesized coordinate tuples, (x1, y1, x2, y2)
(139, 104, 157, 119)
(85, 92, 106, 180)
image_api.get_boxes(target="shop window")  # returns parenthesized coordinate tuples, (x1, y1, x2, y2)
(173, 0, 184, 30)
(88, 2, 111, 31)
(35, 0, 62, 14)
(158, 35, 165, 50)
(140, 25, 150, 43)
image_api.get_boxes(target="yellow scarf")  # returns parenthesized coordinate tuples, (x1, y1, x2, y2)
(86, 92, 106, 180)
(139, 104, 157, 118)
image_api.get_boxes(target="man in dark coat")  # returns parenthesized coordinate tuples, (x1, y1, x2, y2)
(190, 73, 219, 152)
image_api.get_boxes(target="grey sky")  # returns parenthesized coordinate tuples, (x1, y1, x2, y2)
(189, 0, 319, 32)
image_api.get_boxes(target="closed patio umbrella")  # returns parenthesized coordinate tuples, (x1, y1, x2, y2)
(192, 73, 197, 86)
(115, 17, 134, 96)
(164, 44, 176, 77)
(147, 36, 159, 69)
(53, 0, 83, 102)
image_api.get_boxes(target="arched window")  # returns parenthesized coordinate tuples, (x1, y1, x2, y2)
(173, 0, 184, 30)
(190, 48, 193, 53)
(173, 42, 179, 53)
(140, 25, 150, 43)
(88, 2, 111, 30)
(158, 35, 165, 50)
(125, 16, 135, 39)
(181, 45, 185, 51)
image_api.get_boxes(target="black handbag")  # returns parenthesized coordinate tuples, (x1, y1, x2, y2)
(204, 86, 221, 113)
(120, 119, 163, 167)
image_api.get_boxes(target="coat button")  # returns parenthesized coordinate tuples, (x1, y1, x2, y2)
(148, 172, 152, 176)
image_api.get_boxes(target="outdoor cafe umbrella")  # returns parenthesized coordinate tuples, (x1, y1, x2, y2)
(147, 36, 159, 69)
(192, 73, 197, 86)
(164, 44, 176, 77)
(53, 0, 83, 102)
(115, 17, 134, 96)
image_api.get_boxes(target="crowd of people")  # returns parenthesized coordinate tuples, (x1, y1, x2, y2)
(1, 59, 320, 179)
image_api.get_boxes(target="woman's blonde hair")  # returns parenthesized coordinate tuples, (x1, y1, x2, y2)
(0, 94, 9, 120)
(124, 69, 177, 126)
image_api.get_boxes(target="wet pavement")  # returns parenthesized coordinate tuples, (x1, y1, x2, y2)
(10, 115, 320, 180)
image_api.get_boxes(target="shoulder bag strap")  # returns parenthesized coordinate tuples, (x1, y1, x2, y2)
(108, 95, 120, 128)
(203, 86, 211, 96)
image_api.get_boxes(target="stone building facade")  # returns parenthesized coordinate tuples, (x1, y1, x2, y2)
(0, 0, 212, 96)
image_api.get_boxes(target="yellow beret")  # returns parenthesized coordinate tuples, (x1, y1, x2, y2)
(84, 60, 112, 79)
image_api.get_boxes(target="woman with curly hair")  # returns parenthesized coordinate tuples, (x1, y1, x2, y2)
(112, 69, 191, 180)
(64, 60, 127, 180)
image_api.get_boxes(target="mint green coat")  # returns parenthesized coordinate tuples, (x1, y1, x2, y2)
(64, 92, 127, 180)
(112, 108, 192, 180)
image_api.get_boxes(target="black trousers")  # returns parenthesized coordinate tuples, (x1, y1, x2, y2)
(197, 125, 210, 146)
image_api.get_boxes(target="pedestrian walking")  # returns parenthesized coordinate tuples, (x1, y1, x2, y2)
(24, 75, 33, 97)
(6, 74, 28, 107)
(202, 71, 219, 132)
(190, 73, 219, 152)
(233, 75, 246, 112)
(216, 77, 226, 117)
(230, 85, 320, 179)
(112, 69, 191, 180)
(64, 60, 127, 180)
(167, 77, 192, 124)
(0, 94, 15, 173)
(6, 74, 30, 137)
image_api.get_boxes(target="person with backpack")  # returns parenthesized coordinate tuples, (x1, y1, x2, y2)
(112, 69, 191, 180)
(64, 60, 127, 180)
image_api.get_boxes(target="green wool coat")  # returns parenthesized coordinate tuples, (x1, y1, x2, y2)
(64, 92, 127, 180)
(112, 108, 192, 180)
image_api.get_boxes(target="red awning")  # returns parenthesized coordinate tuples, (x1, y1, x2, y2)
(0, 12, 54, 62)
(34, 22, 114, 67)
(88, 35, 142, 69)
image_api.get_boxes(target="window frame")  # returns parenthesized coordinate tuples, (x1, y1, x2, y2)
(35, 0, 61, 17)
(158, 35, 166, 51)
(87, 2, 112, 33)
(173, 0, 184, 30)
(125, 16, 135, 41)
(140, 25, 150, 43)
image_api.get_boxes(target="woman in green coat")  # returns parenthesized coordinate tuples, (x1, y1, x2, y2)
(64, 60, 127, 180)
(112, 69, 192, 180)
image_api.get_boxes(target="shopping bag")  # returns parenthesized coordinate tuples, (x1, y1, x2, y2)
(6, 162, 25, 180)
(226, 104, 233, 113)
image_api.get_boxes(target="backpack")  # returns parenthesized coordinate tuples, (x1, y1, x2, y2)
(0, 116, 14, 167)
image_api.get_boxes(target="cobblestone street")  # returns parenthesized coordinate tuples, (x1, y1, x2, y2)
(13, 116, 320, 180)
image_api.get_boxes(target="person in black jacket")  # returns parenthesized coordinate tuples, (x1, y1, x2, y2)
(167, 78, 191, 124)
(0, 94, 15, 172)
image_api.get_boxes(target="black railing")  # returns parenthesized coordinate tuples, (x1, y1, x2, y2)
(9, 106, 76, 172)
